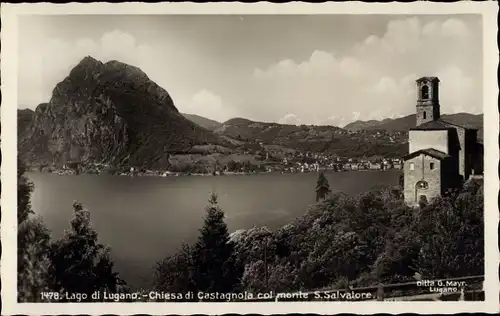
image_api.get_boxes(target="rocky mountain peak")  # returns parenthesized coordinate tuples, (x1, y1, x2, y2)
(103, 60, 149, 79)
(18, 57, 219, 169)
(68, 55, 104, 78)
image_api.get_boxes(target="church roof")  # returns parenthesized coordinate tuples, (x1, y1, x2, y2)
(410, 119, 479, 131)
(410, 119, 454, 131)
(403, 148, 451, 161)
(439, 119, 479, 130)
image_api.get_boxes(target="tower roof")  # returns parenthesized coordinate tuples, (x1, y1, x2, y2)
(416, 76, 440, 83)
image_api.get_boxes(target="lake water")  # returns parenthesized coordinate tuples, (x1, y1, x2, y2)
(27, 170, 401, 290)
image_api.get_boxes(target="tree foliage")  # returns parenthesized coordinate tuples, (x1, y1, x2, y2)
(17, 160, 52, 302)
(17, 160, 127, 302)
(315, 172, 331, 202)
(154, 243, 197, 297)
(18, 217, 52, 302)
(154, 192, 242, 299)
(192, 192, 241, 294)
(194, 180, 484, 293)
(18, 159, 34, 224)
(414, 179, 484, 278)
(48, 201, 126, 300)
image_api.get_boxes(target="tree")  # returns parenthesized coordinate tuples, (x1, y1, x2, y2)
(153, 243, 197, 297)
(18, 159, 34, 224)
(17, 159, 52, 302)
(48, 201, 126, 300)
(192, 192, 241, 295)
(315, 172, 331, 202)
(242, 261, 295, 293)
(414, 181, 484, 279)
(18, 217, 52, 302)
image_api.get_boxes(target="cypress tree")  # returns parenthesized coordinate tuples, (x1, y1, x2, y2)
(316, 171, 332, 201)
(193, 192, 239, 295)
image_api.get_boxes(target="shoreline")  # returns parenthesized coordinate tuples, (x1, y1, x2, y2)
(27, 168, 402, 178)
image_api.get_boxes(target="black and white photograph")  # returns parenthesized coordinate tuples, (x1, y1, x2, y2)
(1, 2, 498, 315)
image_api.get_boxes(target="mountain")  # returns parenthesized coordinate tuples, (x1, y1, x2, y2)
(182, 113, 222, 131)
(342, 118, 394, 131)
(18, 56, 221, 169)
(344, 113, 483, 139)
(344, 115, 416, 132)
(216, 117, 408, 158)
(18, 108, 36, 135)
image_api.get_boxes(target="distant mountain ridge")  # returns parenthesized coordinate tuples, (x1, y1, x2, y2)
(18, 56, 222, 169)
(181, 113, 222, 131)
(344, 113, 484, 139)
(213, 116, 408, 158)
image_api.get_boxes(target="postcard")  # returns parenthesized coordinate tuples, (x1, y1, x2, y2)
(1, 1, 498, 314)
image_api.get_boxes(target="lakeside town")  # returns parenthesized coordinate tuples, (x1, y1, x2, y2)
(32, 149, 404, 177)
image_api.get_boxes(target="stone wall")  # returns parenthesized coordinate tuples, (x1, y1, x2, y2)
(404, 154, 442, 205)
(464, 129, 479, 178)
(453, 126, 466, 179)
(416, 105, 436, 126)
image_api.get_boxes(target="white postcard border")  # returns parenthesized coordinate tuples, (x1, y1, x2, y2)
(1, 1, 498, 315)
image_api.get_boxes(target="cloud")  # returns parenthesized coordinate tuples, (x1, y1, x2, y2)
(19, 30, 152, 106)
(19, 28, 240, 123)
(351, 112, 361, 121)
(278, 113, 302, 125)
(178, 89, 236, 123)
(18, 16, 482, 127)
(435, 65, 477, 114)
(323, 115, 348, 127)
(251, 16, 482, 124)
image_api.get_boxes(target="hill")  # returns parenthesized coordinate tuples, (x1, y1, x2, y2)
(182, 113, 222, 131)
(344, 113, 483, 139)
(18, 56, 222, 169)
(216, 118, 408, 158)
(222, 117, 256, 126)
(342, 118, 394, 131)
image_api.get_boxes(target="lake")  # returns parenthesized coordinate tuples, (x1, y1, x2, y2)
(27, 170, 401, 290)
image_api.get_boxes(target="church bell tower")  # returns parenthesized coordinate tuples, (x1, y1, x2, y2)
(416, 77, 440, 126)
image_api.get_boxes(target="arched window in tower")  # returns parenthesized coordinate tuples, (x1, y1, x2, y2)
(421, 85, 429, 99)
(423, 111, 426, 120)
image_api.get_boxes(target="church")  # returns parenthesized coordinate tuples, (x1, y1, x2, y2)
(403, 77, 483, 206)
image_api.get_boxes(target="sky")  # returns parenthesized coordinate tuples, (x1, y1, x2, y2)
(18, 14, 483, 126)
